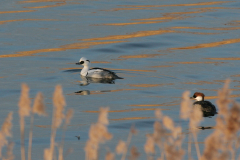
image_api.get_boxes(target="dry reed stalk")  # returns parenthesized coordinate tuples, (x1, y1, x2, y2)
(105, 151, 115, 160)
(189, 107, 202, 160)
(18, 83, 31, 160)
(180, 91, 202, 160)
(144, 109, 184, 160)
(144, 135, 155, 160)
(2, 142, 14, 160)
(115, 125, 137, 160)
(201, 79, 240, 160)
(116, 140, 127, 155)
(129, 146, 140, 160)
(28, 92, 47, 160)
(58, 109, 74, 160)
(85, 107, 112, 160)
(180, 91, 192, 120)
(0, 112, 13, 158)
(162, 115, 184, 160)
(44, 85, 66, 160)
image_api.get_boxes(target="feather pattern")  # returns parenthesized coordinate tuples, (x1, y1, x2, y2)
(76, 57, 123, 79)
(193, 101, 217, 117)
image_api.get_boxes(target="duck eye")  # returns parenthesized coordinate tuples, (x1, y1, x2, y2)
(80, 61, 84, 64)
(193, 95, 196, 98)
(86, 60, 90, 62)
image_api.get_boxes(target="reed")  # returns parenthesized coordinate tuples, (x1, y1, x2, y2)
(0, 80, 240, 160)
(28, 92, 47, 160)
(58, 109, 74, 160)
(0, 112, 13, 159)
(44, 85, 66, 160)
(18, 84, 31, 160)
(84, 107, 112, 160)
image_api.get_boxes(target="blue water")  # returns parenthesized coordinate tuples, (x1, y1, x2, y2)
(1, 0, 240, 159)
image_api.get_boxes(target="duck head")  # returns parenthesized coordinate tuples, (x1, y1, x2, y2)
(76, 57, 90, 67)
(190, 92, 205, 101)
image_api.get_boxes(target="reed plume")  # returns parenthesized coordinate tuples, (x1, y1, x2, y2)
(105, 151, 115, 160)
(0, 112, 13, 159)
(44, 85, 66, 160)
(2, 142, 14, 160)
(180, 90, 202, 160)
(28, 92, 47, 160)
(201, 79, 240, 160)
(2, 80, 240, 160)
(144, 109, 184, 160)
(18, 83, 31, 160)
(85, 107, 112, 160)
(116, 125, 137, 160)
(129, 146, 140, 160)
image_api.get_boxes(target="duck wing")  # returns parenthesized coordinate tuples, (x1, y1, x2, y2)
(193, 101, 217, 117)
(91, 67, 114, 74)
(91, 67, 123, 79)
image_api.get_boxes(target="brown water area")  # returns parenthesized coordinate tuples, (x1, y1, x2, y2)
(0, 0, 240, 159)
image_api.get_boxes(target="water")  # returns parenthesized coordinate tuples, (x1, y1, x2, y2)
(1, 0, 240, 159)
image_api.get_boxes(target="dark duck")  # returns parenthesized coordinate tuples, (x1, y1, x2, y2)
(191, 92, 218, 117)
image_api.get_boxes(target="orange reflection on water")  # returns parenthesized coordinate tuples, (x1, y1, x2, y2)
(0, 41, 126, 58)
(110, 117, 153, 121)
(99, 21, 166, 26)
(0, 19, 57, 25)
(204, 94, 240, 100)
(150, 65, 173, 68)
(24, 2, 66, 9)
(82, 29, 174, 41)
(118, 1, 231, 8)
(184, 81, 220, 85)
(101, 7, 152, 12)
(226, 20, 240, 26)
(128, 83, 173, 87)
(231, 74, 240, 77)
(171, 38, 240, 50)
(84, 108, 169, 113)
(92, 61, 111, 64)
(171, 26, 240, 31)
(128, 100, 179, 107)
(119, 54, 164, 59)
(205, 57, 240, 60)
(19, 0, 66, 3)
(0, 10, 35, 14)
(132, 7, 235, 29)
(134, 16, 184, 21)
(172, 61, 226, 65)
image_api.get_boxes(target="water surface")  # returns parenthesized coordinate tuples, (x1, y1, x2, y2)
(1, 0, 240, 159)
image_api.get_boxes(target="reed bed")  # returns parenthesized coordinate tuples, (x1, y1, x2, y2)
(1, 79, 240, 160)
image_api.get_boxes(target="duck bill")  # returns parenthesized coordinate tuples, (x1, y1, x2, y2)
(190, 97, 195, 100)
(76, 61, 84, 65)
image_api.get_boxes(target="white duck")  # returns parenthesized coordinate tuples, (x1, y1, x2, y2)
(76, 57, 123, 79)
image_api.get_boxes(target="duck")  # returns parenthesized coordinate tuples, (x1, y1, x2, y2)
(190, 92, 217, 117)
(76, 57, 123, 79)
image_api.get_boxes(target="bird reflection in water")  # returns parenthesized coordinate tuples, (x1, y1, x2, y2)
(78, 75, 115, 86)
(75, 89, 113, 96)
(75, 76, 116, 95)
